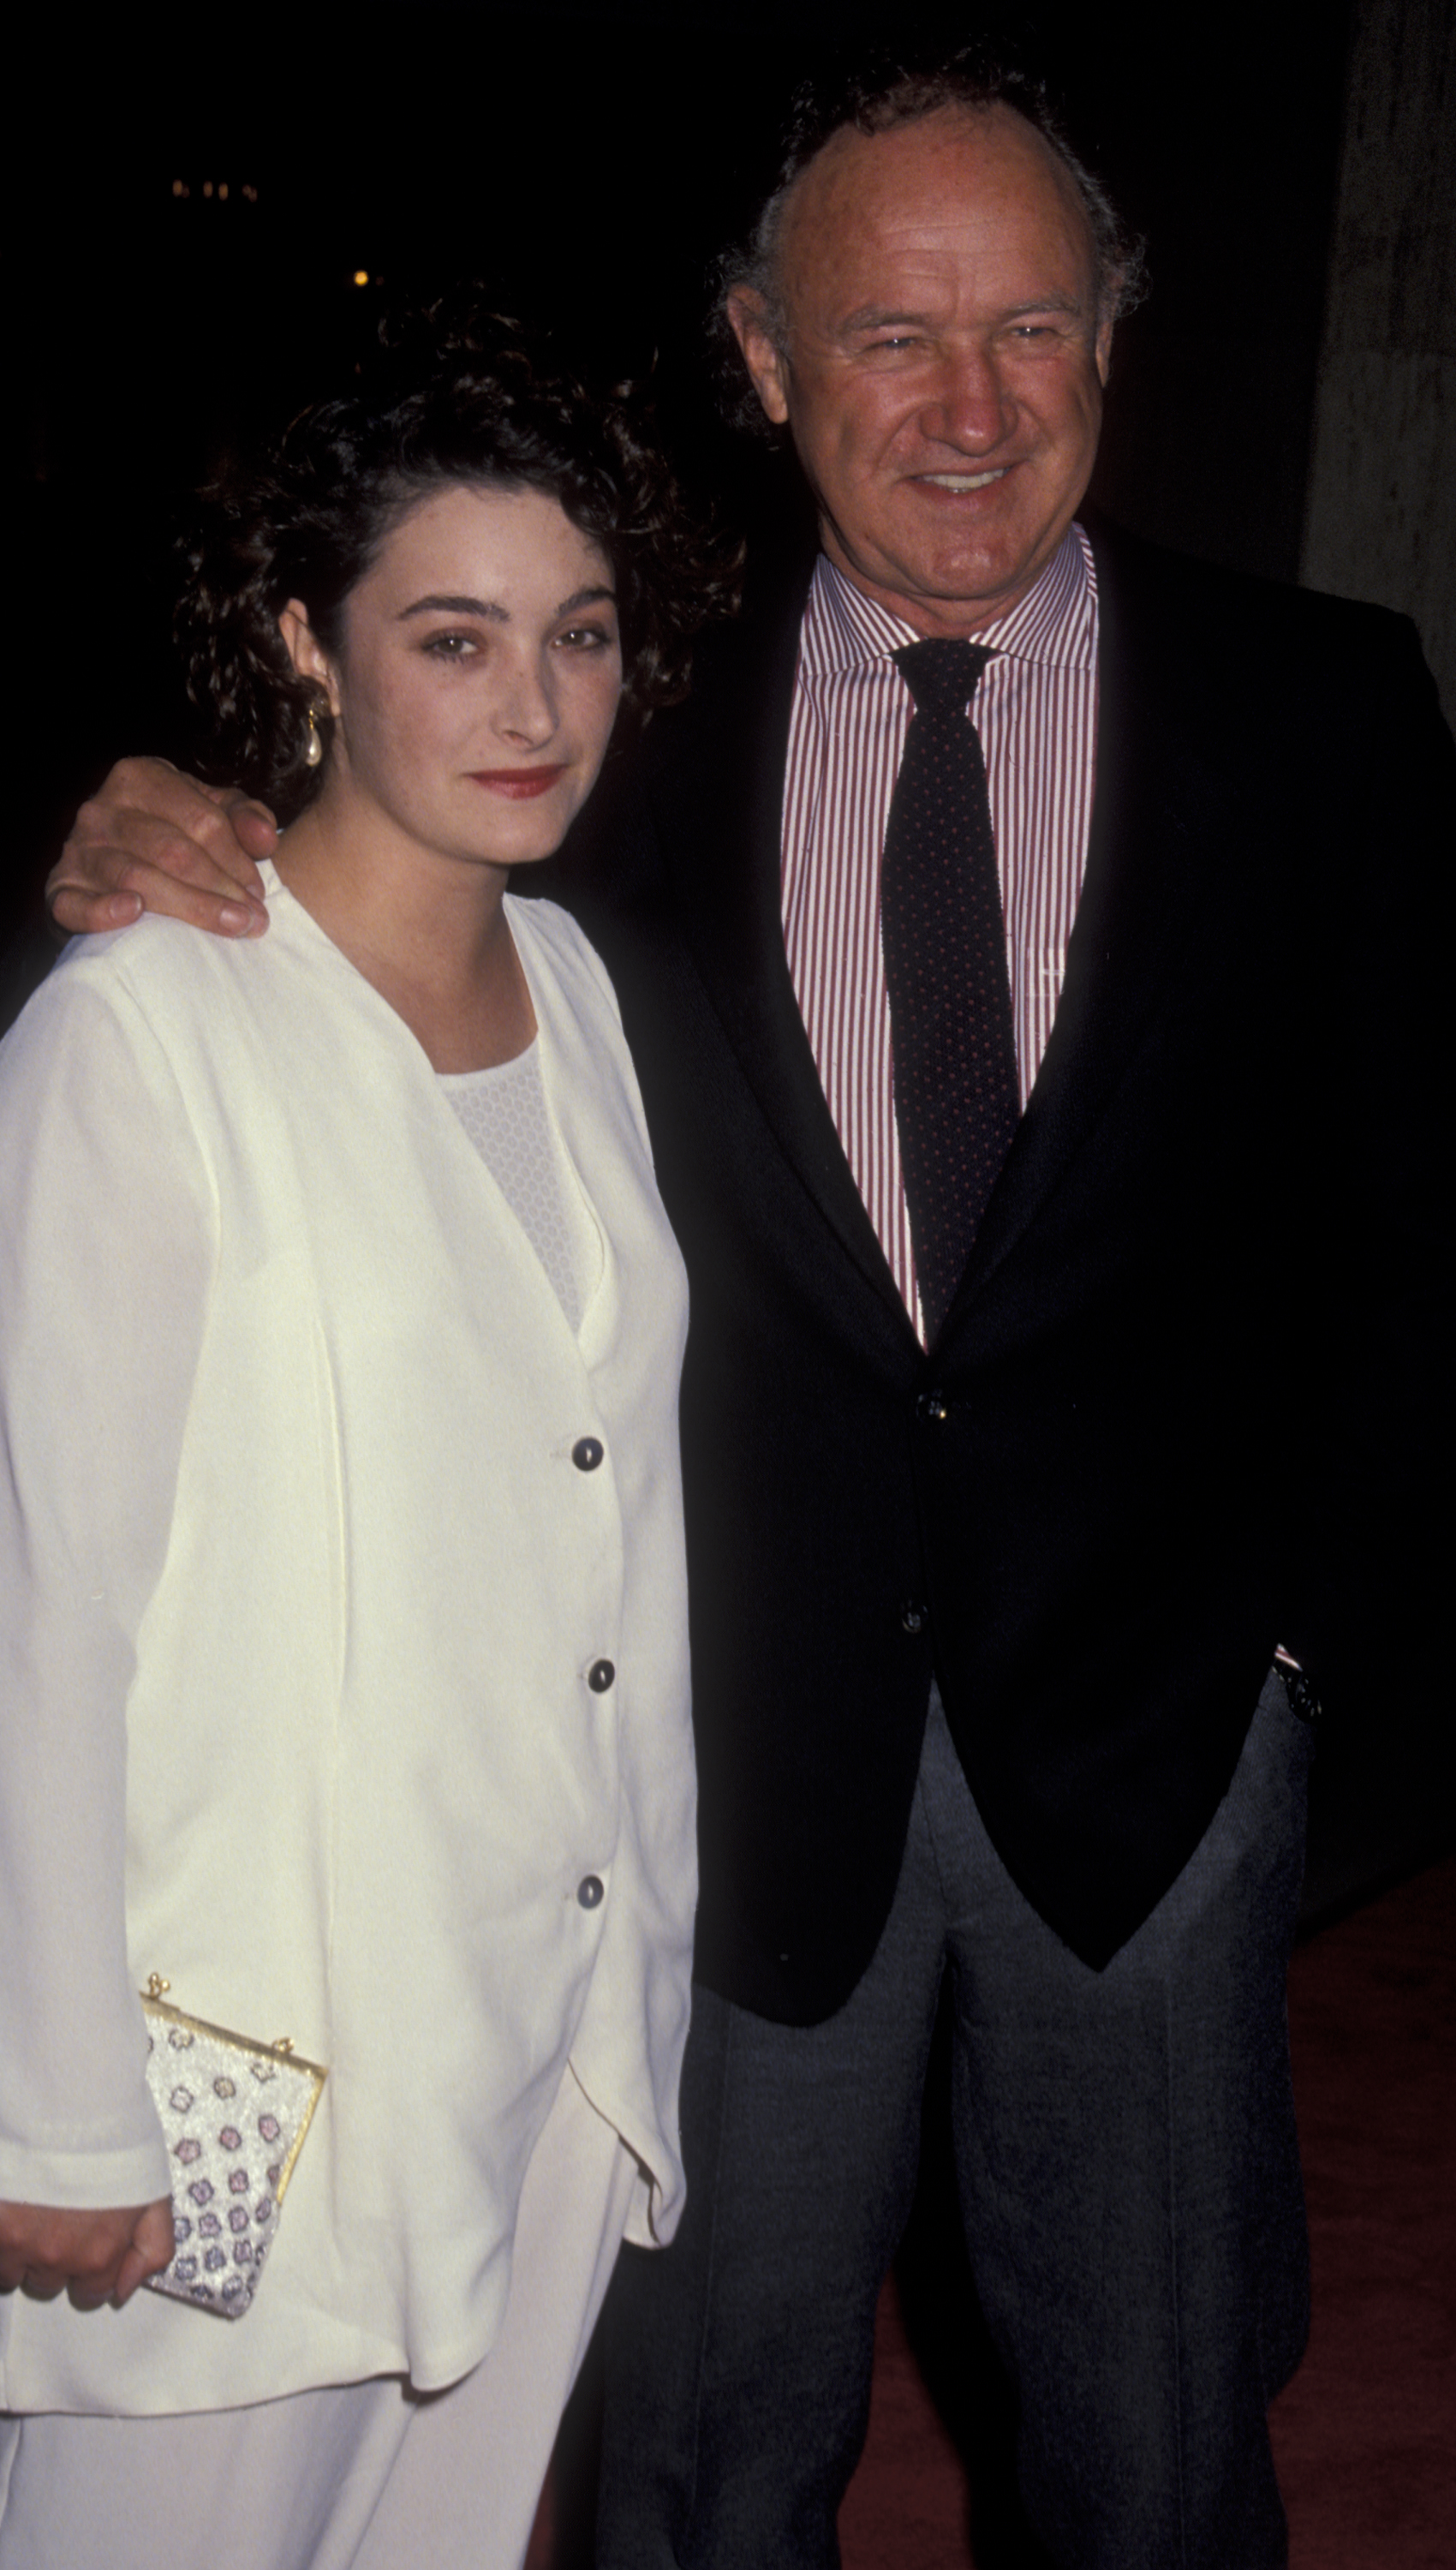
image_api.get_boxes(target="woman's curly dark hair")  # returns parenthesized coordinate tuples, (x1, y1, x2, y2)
(176, 305, 741, 820)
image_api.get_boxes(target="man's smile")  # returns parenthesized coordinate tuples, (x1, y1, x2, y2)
(914, 467, 1012, 492)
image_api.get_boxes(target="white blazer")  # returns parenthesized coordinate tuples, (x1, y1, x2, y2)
(0, 873, 695, 2414)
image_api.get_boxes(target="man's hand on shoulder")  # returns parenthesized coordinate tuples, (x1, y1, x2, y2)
(48, 758, 277, 940)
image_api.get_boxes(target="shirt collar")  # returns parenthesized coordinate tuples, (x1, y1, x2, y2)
(802, 522, 1097, 678)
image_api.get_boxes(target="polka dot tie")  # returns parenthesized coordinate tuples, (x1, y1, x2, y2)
(880, 640, 1019, 1342)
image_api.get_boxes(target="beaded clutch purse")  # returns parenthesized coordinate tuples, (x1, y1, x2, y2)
(139, 1976, 326, 2319)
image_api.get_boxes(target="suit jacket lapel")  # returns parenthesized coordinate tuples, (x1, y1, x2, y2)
(651, 565, 907, 1314)
(934, 523, 1248, 1336)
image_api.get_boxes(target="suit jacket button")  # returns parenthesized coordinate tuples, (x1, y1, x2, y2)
(900, 1602, 925, 1634)
(572, 1437, 605, 1471)
(588, 1658, 616, 1692)
(577, 1875, 605, 1909)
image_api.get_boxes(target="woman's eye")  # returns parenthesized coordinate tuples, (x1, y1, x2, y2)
(555, 624, 615, 652)
(421, 631, 479, 660)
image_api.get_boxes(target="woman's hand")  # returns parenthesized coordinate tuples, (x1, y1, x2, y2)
(47, 758, 277, 940)
(0, 2196, 175, 2309)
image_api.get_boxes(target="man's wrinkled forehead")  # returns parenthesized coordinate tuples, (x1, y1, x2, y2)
(772, 103, 1101, 330)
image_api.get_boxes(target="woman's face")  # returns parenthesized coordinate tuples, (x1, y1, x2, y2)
(289, 481, 624, 875)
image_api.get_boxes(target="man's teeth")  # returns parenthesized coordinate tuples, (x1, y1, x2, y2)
(921, 469, 1007, 490)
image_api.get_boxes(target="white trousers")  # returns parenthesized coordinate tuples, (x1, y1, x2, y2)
(0, 2065, 636, 2570)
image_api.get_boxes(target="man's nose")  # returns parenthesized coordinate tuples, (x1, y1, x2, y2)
(919, 346, 1012, 449)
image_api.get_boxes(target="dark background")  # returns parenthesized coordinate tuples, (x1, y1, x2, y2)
(6, 1, 1451, 1901)
(8, 0, 1359, 938)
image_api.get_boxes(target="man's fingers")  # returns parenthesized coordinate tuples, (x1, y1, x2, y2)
(49, 854, 269, 940)
(62, 805, 272, 905)
(46, 756, 277, 936)
(46, 885, 145, 935)
(195, 788, 279, 867)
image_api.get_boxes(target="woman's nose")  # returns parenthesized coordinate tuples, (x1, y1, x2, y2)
(492, 654, 557, 745)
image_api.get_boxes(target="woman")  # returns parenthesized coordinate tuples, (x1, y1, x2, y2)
(0, 320, 730, 2570)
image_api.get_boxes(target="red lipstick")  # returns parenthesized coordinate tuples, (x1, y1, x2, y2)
(467, 766, 567, 799)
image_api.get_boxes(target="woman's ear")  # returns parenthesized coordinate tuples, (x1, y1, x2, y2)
(279, 601, 342, 716)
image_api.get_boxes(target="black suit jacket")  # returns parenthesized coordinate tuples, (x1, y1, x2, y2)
(561, 520, 1452, 2020)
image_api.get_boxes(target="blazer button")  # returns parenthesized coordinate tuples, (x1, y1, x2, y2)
(900, 1601, 926, 1635)
(577, 1875, 605, 1909)
(588, 1659, 616, 1693)
(572, 1437, 605, 1472)
(916, 1392, 950, 1423)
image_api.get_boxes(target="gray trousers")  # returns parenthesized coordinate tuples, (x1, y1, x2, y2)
(597, 1674, 1311, 2569)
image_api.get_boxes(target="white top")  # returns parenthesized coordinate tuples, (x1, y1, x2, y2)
(0, 868, 695, 2415)
(439, 1042, 601, 1333)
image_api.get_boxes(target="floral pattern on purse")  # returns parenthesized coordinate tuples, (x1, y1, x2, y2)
(140, 1976, 326, 2318)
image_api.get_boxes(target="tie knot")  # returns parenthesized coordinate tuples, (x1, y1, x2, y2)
(892, 638, 994, 718)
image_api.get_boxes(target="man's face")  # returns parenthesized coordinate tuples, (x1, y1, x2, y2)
(730, 105, 1113, 636)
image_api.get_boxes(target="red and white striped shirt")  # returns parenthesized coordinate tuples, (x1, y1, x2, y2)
(780, 523, 1099, 1333)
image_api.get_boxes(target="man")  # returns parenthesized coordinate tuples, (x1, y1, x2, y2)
(43, 60, 1450, 2570)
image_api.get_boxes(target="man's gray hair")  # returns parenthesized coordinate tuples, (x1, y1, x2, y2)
(713, 51, 1148, 437)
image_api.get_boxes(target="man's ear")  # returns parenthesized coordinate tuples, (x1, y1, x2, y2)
(278, 601, 341, 715)
(725, 289, 791, 428)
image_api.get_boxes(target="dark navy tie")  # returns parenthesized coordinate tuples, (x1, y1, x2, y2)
(880, 640, 1019, 1342)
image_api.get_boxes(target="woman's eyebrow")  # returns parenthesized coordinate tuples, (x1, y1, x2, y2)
(397, 585, 617, 622)
(398, 593, 507, 621)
